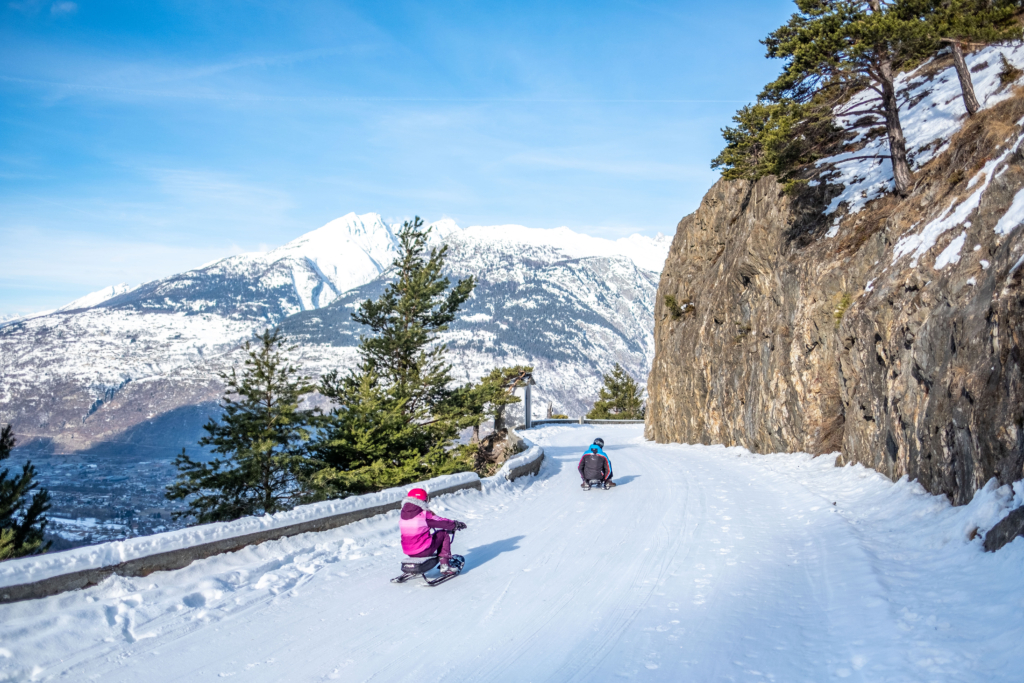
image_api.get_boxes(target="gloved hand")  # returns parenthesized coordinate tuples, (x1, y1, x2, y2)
(454, 521, 467, 531)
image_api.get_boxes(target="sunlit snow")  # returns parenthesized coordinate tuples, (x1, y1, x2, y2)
(1, 426, 1022, 681)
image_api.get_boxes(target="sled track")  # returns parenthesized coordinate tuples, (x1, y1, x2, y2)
(2, 425, 1023, 682)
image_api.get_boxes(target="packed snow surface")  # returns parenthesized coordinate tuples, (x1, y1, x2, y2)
(2, 426, 1022, 682)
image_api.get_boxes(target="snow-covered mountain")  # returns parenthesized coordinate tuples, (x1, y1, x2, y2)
(282, 231, 662, 411)
(93, 212, 401, 321)
(58, 284, 137, 313)
(0, 214, 669, 469)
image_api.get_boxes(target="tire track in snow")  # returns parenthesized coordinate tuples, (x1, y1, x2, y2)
(550, 450, 695, 682)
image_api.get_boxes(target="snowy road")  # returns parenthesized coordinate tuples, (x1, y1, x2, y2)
(2, 425, 1023, 682)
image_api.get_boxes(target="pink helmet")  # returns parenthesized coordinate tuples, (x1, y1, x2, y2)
(408, 488, 428, 501)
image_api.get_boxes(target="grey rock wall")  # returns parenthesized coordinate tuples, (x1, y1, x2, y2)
(647, 95, 1024, 505)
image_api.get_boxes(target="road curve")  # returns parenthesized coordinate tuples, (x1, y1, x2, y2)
(0, 425, 974, 681)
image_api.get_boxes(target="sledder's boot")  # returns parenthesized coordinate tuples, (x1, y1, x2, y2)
(581, 482, 591, 491)
(439, 562, 459, 576)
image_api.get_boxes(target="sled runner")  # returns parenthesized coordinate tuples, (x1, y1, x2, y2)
(581, 478, 616, 490)
(391, 554, 464, 586)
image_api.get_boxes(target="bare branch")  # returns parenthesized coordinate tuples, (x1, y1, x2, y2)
(835, 102, 884, 113)
(863, 83, 885, 98)
(940, 37, 1023, 49)
(836, 108, 886, 119)
(825, 155, 890, 163)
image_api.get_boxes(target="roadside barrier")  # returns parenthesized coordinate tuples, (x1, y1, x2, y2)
(498, 444, 545, 480)
(0, 444, 545, 604)
(519, 418, 645, 428)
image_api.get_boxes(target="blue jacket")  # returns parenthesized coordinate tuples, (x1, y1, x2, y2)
(578, 444, 613, 480)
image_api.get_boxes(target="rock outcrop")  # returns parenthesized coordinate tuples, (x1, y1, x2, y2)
(647, 93, 1024, 505)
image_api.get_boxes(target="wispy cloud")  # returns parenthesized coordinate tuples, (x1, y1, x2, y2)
(50, 1, 75, 16)
(0, 41, 378, 104)
(0, 229, 244, 314)
(7, 0, 75, 15)
(7, 0, 45, 14)
(0, 166, 305, 315)
(505, 151, 708, 181)
(149, 168, 294, 218)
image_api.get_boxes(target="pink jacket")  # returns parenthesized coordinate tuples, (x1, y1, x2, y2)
(399, 498, 457, 556)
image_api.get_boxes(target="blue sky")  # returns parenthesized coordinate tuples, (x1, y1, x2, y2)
(1, 0, 794, 315)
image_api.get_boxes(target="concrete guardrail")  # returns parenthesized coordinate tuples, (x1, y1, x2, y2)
(1, 477, 480, 605)
(1, 444, 546, 605)
(498, 445, 545, 481)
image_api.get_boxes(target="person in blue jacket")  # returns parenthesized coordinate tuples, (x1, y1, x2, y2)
(578, 438, 616, 489)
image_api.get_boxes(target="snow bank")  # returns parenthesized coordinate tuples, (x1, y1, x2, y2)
(497, 442, 545, 481)
(740, 448, 1024, 550)
(0, 471, 479, 590)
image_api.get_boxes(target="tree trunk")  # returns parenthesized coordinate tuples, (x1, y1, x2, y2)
(471, 424, 479, 444)
(877, 55, 914, 197)
(951, 41, 981, 116)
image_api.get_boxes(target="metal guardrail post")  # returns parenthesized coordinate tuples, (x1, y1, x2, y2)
(525, 383, 532, 429)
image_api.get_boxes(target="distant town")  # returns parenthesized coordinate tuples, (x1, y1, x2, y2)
(8, 452, 188, 550)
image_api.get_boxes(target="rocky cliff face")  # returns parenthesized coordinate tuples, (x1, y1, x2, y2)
(647, 89, 1024, 505)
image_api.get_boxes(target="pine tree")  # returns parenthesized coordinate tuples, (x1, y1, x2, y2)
(762, 0, 934, 196)
(476, 366, 533, 433)
(311, 217, 477, 496)
(0, 424, 51, 560)
(900, 0, 1023, 115)
(166, 329, 318, 523)
(711, 99, 844, 188)
(586, 364, 646, 420)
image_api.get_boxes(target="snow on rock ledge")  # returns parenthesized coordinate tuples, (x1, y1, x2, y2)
(821, 44, 1024, 223)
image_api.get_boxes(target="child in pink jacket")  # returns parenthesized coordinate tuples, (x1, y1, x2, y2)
(399, 488, 466, 575)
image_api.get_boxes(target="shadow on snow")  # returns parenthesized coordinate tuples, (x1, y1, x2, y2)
(462, 535, 526, 574)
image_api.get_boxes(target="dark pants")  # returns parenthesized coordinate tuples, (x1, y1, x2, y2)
(410, 530, 452, 562)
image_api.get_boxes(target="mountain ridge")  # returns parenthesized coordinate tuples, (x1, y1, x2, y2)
(0, 213, 666, 538)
